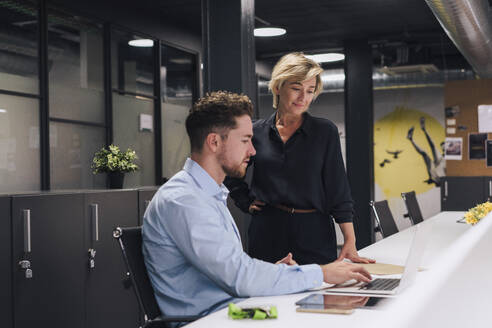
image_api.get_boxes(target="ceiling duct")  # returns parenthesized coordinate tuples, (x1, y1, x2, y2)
(425, 0, 492, 78)
(257, 68, 475, 94)
(379, 64, 439, 76)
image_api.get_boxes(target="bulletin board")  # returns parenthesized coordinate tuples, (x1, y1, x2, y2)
(444, 79, 492, 176)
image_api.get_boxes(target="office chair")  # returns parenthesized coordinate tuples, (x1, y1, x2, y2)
(113, 227, 201, 328)
(369, 200, 399, 238)
(401, 191, 424, 225)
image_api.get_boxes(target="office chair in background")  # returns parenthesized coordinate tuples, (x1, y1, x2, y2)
(370, 200, 399, 238)
(113, 226, 202, 328)
(401, 191, 424, 225)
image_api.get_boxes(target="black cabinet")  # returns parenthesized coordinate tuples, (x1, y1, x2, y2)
(483, 177, 492, 202)
(7, 188, 157, 328)
(84, 190, 139, 328)
(441, 177, 488, 211)
(1, 196, 12, 328)
(12, 193, 86, 328)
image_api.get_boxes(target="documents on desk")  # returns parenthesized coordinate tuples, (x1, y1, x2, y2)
(358, 263, 404, 275)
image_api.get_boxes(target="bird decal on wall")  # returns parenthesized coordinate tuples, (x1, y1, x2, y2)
(386, 150, 403, 159)
(379, 159, 391, 167)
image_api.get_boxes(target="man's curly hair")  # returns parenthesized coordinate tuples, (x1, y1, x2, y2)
(186, 91, 253, 152)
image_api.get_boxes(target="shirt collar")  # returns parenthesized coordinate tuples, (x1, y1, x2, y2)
(183, 158, 229, 202)
(268, 110, 312, 136)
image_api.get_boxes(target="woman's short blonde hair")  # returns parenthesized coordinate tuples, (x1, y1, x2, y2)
(268, 52, 323, 108)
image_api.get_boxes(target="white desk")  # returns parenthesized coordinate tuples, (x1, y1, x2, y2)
(186, 211, 470, 328)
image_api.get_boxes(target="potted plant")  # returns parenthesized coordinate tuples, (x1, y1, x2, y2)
(91, 144, 138, 189)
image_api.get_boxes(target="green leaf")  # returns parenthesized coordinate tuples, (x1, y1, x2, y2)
(91, 144, 139, 174)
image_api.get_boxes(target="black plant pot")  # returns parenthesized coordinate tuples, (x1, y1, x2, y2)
(108, 171, 125, 189)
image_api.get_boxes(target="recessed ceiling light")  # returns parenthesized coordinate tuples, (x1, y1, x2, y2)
(0, 109, 6, 113)
(254, 27, 286, 37)
(306, 53, 345, 63)
(128, 39, 154, 47)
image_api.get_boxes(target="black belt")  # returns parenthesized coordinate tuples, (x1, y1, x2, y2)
(272, 204, 317, 214)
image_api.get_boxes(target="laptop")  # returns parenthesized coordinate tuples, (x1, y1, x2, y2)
(325, 224, 429, 296)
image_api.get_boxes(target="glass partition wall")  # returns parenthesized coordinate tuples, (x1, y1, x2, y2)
(111, 29, 156, 188)
(0, 1, 198, 192)
(48, 6, 106, 189)
(160, 44, 197, 180)
(0, 0, 40, 193)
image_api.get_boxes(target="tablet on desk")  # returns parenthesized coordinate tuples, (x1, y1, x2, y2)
(295, 293, 385, 314)
(296, 304, 354, 314)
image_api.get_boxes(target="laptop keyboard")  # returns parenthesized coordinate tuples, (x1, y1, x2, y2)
(361, 278, 400, 291)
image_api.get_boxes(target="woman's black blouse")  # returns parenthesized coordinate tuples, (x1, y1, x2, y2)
(225, 111, 354, 223)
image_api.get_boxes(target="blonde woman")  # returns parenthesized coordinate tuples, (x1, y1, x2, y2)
(226, 52, 374, 265)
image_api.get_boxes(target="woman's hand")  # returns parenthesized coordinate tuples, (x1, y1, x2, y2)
(248, 200, 265, 213)
(275, 252, 298, 266)
(337, 222, 375, 263)
(337, 241, 375, 264)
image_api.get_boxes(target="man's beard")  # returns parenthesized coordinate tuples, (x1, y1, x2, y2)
(221, 161, 246, 178)
(218, 149, 247, 178)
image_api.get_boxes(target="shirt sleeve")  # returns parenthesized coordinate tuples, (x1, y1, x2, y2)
(224, 176, 254, 213)
(159, 195, 323, 298)
(322, 124, 354, 223)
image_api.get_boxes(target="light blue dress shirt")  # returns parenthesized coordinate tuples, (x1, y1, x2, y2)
(142, 158, 323, 318)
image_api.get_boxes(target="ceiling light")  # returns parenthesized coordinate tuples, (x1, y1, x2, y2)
(306, 53, 345, 63)
(0, 109, 6, 113)
(128, 39, 154, 47)
(254, 27, 286, 37)
(169, 58, 192, 64)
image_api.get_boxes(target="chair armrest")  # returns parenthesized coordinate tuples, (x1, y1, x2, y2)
(160, 315, 203, 322)
(144, 315, 204, 328)
(143, 321, 168, 328)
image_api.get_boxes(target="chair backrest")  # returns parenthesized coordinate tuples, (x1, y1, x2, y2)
(370, 200, 399, 238)
(113, 226, 161, 321)
(401, 191, 424, 224)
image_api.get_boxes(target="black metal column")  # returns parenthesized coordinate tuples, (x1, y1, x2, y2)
(153, 40, 163, 185)
(103, 23, 113, 146)
(344, 40, 374, 249)
(201, 0, 256, 104)
(39, 0, 50, 190)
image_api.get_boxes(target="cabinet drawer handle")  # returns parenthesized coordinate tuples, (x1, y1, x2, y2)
(91, 204, 99, 242)
(22, 209, 31, 253)
(444, 181, 448, 198)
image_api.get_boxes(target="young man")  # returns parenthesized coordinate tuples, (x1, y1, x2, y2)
(142, 91, 371, 318)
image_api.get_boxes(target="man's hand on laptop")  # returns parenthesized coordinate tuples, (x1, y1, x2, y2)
(321, 262, 372, 285)
(275, 252, 297, 266)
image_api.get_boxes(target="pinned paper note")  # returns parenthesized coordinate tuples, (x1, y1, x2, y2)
(446, 127, 456, 134)
(469, 133, 487, 160)
(478, 105, 492, 133)
(446, 118, 456, 126)
(139, 114, 153, 132)
(445, 137, 463, 160)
